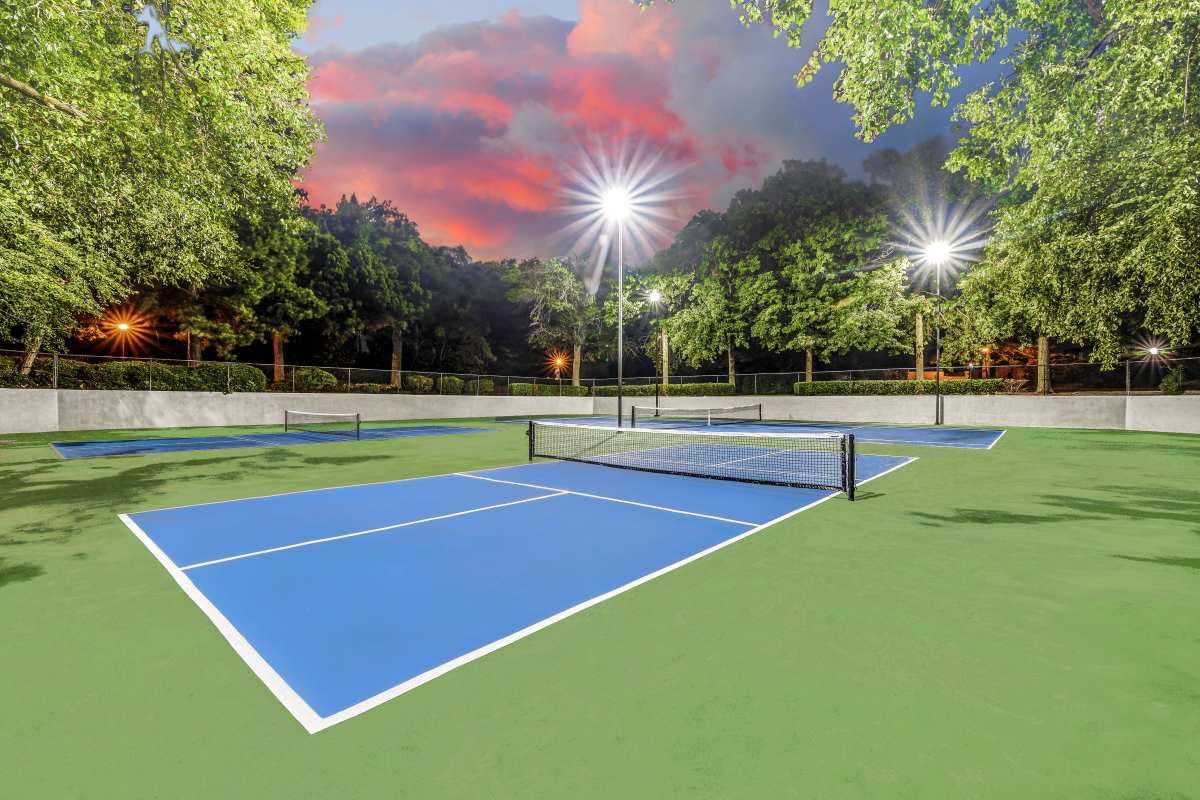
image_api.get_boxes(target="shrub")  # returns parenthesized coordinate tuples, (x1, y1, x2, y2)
(510, 382, 590, 397)
(792, 378, 1004, 396)
(0, 356, 27, 387)
(347, 383, 404, 394)
(92, 360, 151, 390)
(1159, 367, 1185, 395)
(465, 377, 495, 395)
(294, 366, 339, 393)
(591, 382, 735, 397)
(185, 363, 268, 393)
(439, 375, 465, 394)
(405, 374, 434, 393)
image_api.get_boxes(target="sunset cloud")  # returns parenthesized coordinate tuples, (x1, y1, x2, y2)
(300, 0, 826, 260)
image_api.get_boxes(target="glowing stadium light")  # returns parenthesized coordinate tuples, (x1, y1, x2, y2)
(922, 240, 951, 266)
(558, 139, 690, 426)
(101, 307, 154, 358)
(546, 351, 570, 379)
(647, 288, 663, 305)
(1148, 347, 1160, 356)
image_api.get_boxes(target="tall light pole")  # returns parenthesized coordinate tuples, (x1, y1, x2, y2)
(923, 241, 951, 425)
(602, 187, 633, 426)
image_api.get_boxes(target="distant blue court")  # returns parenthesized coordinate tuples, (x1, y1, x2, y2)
(121, 454, 913, 732)
(52, 425, 489, 459)
(505, 416, 1006, 449)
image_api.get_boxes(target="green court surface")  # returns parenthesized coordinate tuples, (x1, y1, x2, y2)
(2, 421, 1198, 798)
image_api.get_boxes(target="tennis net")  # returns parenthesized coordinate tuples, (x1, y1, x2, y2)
(284, 410, 361, 439)
(630, 403, 762, 428)
(529, 421, 855, 498)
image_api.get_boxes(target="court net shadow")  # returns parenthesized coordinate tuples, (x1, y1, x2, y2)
(1112, 555, 1200, 573)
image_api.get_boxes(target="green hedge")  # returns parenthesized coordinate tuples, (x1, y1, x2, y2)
(793, 379, 1005, 396)
(466, 377, 494, 395)
(510, 382, 590, 397)
(0, 358, 268, 393)
(404, 374, 434, 393)
(346, 383, 402, 394)
(591, 382, 736, 397)
(439, 375, 465, 394)
(292, 367, 338, 392)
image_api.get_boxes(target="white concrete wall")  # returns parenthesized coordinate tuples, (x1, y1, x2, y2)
(943, 395, 1128, 430)
(0, 389, 60, 434)
(5, 389, 592, 434)
(4, 388, 1198, 435)
(595, 393, 1198, 434)
(1124, 395, 1200, 435)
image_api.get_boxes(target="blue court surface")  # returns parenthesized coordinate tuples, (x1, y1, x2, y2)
(504, 416, 1006, 449)
(51, 425, 489, 459)
(120, 453, 913, 733)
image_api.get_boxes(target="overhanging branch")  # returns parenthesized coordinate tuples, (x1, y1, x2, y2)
(0, 73, 87, 120)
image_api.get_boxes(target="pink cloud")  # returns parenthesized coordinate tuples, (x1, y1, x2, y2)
(301, 0, 784, 260)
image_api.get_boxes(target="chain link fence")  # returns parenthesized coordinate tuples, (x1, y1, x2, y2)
(1, 349, 1196, 396)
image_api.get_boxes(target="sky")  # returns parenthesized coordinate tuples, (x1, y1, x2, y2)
(297, 0, 1000, 262)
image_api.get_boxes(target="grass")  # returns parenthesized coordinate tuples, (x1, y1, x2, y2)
(2, 420, 1199, 799)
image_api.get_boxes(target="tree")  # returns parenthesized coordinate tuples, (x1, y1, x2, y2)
(650, 0, 1200, 366)
(663, 238, 761, 383)
(504, 257, 601, 385)
(0, 1, 323, 365)
(306, 198, 430, 385)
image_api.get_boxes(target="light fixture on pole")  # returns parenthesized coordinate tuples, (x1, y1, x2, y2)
(646, 288, 667, 395)
(600, 187, 633, 425)
(557, 139, 689, 425)
(922, 240, 951, 425)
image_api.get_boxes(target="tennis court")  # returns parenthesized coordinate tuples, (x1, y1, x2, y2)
(121, 424, 912, 732)
(503, 405, 1006, 449)
(51, 424, 489, 459)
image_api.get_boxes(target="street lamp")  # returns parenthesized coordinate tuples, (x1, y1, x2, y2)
(646, 288, 667, 396)
(923, 241, 951, 425)
(601, 186, 633, 426)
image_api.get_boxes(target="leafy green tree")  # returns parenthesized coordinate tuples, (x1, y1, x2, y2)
(650, 0, 1200, 367)
(0, 0, 322, 367)
(504, 257, 601, 385)
(306, 197, 430, 384)
(662, 238, 761, 383)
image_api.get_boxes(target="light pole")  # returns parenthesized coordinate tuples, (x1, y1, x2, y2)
(923, 241, 951, 425)
(647, 288, 664, 407)
(602, 187, 632, 426)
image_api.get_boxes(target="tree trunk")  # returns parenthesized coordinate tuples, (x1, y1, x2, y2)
(1036, 334, 1051, 394)
(271, 333, 285, 383)
(572, 342, 582, 386)
(805, 349, 814, 383)
(727, 337, 736, 384)
(661, 330, 670, 387)
(914, 312, 925, 379)
(19, 335, 42, 376)
(186, 331, 202, 362)
(390, 326, 403, 387)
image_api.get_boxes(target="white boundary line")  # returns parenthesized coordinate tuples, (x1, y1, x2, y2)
(312, 454, 918, 732)
(454, 473, 757, 526)
(985, 428, 1008, 450)
(117, 513, 327, 734)
(119, 455, 917, 734)
(179, 492, 568, 571)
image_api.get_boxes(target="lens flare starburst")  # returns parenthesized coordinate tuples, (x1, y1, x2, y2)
(558, 138, 690, 293)
(100, 306, 155, 357)
(892, 188, 993, 287)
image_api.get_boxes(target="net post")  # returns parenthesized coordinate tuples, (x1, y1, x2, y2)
(527, 421, 535, 461)
(355, 413, 361, 440)
(284, 410, 289, 432)
(845, 433, 856, 501)
(630, 406, 638, 428)
(756, 403, 762, 421)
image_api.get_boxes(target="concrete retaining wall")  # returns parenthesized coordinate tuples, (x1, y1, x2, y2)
(1124, 395, 1200, 434)
(0, 389, 60, 434)
(594, 393, 1198, 434)
(2, 388, 592, 434)
(4, 388, 1197, 435)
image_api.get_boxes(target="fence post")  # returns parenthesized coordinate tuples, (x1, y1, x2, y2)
(475, 375, 480, 396)
(507, 375, 511, 396)
(1125, 360, 1131, 395)
(148, 360, 153, 392)
(753, 374, 758, 395)
(292, 366, 296, 393)
(226, 363, 231, 393)
(52, 353, 59, 389)
(346, 368, 352, 390)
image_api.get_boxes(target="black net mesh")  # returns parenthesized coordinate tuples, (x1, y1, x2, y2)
(530, 421, 853, 496)
(284, 410, 361, 439)
(630, 403, 762, 428)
